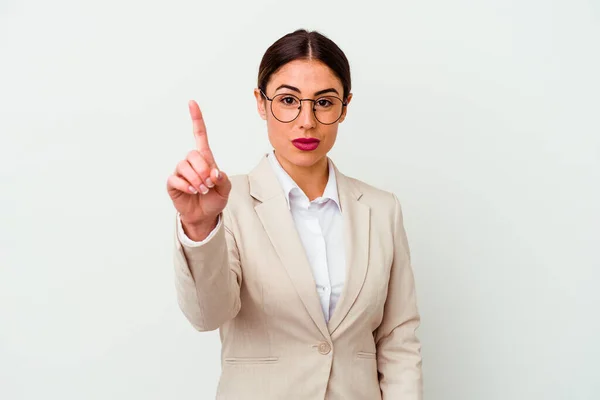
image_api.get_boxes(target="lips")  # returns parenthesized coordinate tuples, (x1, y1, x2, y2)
(292, 138, 320, 151)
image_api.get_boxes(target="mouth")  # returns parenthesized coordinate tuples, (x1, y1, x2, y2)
(292, 138, 320, 151)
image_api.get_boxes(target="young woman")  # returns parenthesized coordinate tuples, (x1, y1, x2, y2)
(167, 29, 423, 400)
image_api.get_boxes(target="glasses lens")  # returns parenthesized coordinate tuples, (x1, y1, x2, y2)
(314, 96, 343, 124)
(271, 94, 301, 123)
(270, 94, 344, 124)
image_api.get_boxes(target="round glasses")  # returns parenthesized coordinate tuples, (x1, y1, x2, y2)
(260, 89, 347, 125)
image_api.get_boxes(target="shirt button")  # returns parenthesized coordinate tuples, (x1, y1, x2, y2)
(317, 342, 331, 355)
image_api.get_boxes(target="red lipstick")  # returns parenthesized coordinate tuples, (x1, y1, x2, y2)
(292, 138, 320, 151)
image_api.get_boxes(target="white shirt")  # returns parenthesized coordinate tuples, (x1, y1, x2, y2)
(177, 151, 346, 322)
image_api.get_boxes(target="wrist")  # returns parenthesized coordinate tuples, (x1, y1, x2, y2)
(180, 215, 219, 242)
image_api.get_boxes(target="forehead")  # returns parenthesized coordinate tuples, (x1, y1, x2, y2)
(267, 59, 343, 94)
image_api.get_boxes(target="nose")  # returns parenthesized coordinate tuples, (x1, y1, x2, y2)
(297, 100, 317, 129)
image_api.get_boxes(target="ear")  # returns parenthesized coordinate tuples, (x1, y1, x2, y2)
(254, 88, 267, 120)
(338, 93, 352, 123)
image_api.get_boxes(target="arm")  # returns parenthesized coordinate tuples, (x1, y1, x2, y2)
(375, 194, 423, 399)
(173, 210, 242, 332)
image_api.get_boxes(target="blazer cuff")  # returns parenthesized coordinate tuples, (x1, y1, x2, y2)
(176, 213, 222, 248)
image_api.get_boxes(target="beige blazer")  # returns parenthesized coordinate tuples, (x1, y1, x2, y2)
(173, 154, 423, 399)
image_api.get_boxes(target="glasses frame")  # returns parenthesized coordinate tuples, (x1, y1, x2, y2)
(259, 89, 348, 125)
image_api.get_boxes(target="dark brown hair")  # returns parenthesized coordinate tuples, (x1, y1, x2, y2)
(257, 29, 351, 100)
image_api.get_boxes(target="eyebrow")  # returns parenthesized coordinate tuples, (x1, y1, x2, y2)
(274, 84, 340, 96)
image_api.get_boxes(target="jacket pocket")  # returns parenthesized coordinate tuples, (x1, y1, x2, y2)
(356, 351, 377, 360)
(224, 356, 279, 365)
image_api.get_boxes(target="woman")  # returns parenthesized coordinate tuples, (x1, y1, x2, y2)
(167, 29, 423, 400)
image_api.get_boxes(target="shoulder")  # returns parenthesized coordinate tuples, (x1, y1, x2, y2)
(229, 173, 251, 194)
(343, 174, 401, 214)
(224, 174, 253, 207)
(343, 174, 408, 241)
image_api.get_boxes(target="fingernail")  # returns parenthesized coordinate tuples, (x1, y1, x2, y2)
(214, 169, 221, 180)
(188, 186, 198, 194)
(199, 184, 209, 195)
(205, 178, 214, 188)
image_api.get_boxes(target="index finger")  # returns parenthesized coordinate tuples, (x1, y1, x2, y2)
(188, 100, 216, 166)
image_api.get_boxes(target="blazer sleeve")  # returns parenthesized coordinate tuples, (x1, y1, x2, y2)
(172, 210, 242, 332)
(374, 194, 423, 399)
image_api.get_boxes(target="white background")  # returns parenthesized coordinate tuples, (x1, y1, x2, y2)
(1, 0, 599, 399)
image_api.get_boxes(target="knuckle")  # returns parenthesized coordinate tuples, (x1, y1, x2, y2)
(176, 160, 188, 172)
(190, 161, 208, 179)
(188, 177, 201, 188)
(187, 149, 200, 160)
(199, 148, 213, 161)
(197, 166, 209, 178)
(168, 176, 183, 191)
(186, 170, 200, 183)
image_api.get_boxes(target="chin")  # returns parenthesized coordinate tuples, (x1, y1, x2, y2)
(287, 149, 328, 167)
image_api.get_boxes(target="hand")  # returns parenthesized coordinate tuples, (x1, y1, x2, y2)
(167, 100, 232, 236)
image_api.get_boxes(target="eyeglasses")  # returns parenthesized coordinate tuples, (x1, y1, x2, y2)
(260, 89, 347, 125)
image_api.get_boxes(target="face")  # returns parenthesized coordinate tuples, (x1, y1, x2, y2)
(254, 59, 352, 171)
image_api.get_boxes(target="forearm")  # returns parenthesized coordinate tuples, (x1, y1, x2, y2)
(174, 215, 241, 331)
(377, 315, 423, 399)
(377, 193, 423, 399)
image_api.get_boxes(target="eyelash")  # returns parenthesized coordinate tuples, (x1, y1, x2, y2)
(278, 96, 333, 107)
(280, 96, 298, 105)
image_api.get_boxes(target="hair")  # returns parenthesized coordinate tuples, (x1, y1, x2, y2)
(257, 29, 351, 101)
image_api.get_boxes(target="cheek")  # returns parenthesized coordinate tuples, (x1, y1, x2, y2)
(320, 127, 339, 148)
(266, 120, 289, 144)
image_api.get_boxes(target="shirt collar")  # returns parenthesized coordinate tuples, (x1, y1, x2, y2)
(267, 150, 341, 211)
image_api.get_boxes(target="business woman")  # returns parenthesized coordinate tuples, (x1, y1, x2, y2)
(167, 29, 423, 399)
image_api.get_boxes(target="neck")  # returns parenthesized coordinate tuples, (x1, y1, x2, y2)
(275, 152, 329, 201)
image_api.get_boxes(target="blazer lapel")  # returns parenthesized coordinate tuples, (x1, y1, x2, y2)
(249, 155, 330, 339)
(327, 163, 370, 335)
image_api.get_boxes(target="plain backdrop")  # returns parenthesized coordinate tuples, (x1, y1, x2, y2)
(1, 0, 599, 399)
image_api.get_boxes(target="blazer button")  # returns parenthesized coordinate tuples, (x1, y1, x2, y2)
(317, 342, 331, 355)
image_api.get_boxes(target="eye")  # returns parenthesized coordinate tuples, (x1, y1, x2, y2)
(278, 95, 299, 106)
(316, 98, 333, 108)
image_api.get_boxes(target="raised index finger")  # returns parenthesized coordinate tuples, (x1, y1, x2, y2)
(188, 100, 216, 166)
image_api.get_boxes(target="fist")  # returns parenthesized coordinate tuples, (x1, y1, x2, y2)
(167, 100, 232, 237)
